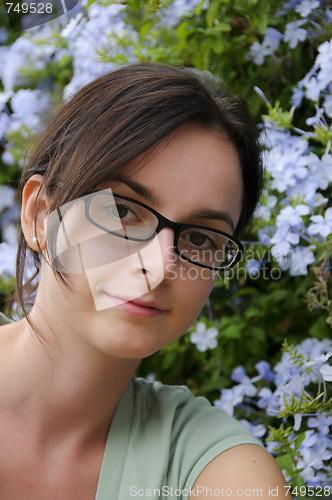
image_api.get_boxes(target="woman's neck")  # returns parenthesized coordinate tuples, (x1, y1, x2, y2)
(0, 313, 139, 449)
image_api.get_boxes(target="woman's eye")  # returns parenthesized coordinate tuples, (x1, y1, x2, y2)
(188, 231, 216, 249)
(189, 232, 206, 246)
(105, 203, 133, 220)
(115, 204, 130, 219)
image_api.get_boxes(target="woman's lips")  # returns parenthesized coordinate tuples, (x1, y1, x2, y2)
(103, 293, 167, 318)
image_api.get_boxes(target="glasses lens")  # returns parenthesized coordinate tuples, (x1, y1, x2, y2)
(178, 227, 240, 269)
(88, 193, 158, 240)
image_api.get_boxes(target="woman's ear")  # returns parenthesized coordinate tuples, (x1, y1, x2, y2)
(21, 174, 50, 252)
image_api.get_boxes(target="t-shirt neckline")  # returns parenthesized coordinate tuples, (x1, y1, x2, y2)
(95, 378, 134, 500)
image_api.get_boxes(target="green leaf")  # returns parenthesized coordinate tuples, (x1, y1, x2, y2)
(140, 22, 154, 37)
(276, 454, 294, 474)
(257, 4, 269, 34)
(86, 0, 97, 7)
(250, 326, 266, 341)
(293, 432, 306, 452)
(127, 0, 141, 9)
(207, 0, 220, 27)
(177, 21, 190, 42)
(218, 316, 232, 328)
(196, 0, 207, 14)
(201, 376, 230, 392)
(245, 307, 264, 319)
(292, 474, 306, 489)
(222, 324, 242, 339)
(309, 315, 330, 340)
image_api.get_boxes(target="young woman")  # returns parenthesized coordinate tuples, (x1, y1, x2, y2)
(0, 63, 290, 499)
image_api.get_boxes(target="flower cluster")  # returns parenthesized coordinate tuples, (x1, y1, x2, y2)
(247, 0, 329, 65)
(214, 338, 332, 486)
(244, 1, 332, 284)
(254, 41, 332, 278)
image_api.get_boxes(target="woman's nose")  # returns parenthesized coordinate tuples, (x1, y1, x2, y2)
(133, 227, 177, 287)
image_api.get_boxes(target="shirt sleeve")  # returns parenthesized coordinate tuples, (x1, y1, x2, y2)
(0, 313, 11, 325)
(163, 384, 264, 499)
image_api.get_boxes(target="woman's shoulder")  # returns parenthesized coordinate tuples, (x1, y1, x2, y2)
(191, 444, 291, 499)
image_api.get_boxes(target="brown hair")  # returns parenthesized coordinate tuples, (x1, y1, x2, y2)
(11, 63, 263, 317)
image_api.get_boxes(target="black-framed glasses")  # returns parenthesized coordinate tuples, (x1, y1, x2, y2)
(84, 191, 243, 271)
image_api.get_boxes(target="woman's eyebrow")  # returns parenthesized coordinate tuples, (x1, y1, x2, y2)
(112, 177, 163, 207)
(189, 209, 235, 232)
(112, 177, 235, 231)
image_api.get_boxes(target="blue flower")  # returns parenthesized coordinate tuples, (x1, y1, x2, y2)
(2, 36, 56, 92)
(240, 419, 267, 438)
(295, 0, 320, 17)
(293, 413, 302, 431)
(190, 322, 218, 352)
(252, 360, 275, 383)
(279, 375, 306, 409)
(301, 73, 321, 101)
(284, 20, 307, 49)
(288, 246, 315, 276)
(291, 86, 305, 108)
(0, 242, 16, 278)
(247, 41, 272, 66)
(0, 28, 8, 44)
(245, 259, 261, 278)
(299, 431, 332, 475)
(304, 351, 332, 381)
(258, 227, 275, 245)
(247, 28, 283, 66)
(255, 193, 277, 222)
(308, 151, 332, 191)
(307, 413, 332, 436)
(264, 28, 283, 51)
(231, 366, 257, 397)
(0, 185, 15, 213)
(308, 207, 332, 238)
(9, 89, 52, 132)
(316, 40, 332, 89)
(319, 363, 332, 382)
(61, 2, 135, 98)
(326, 6, 332, 23)
(283, 205, 310, 226)
(162, 0, 204, 25)
(323, 94, 332, 118)
(257, 387, 281, 416)
(263, 129, 310, 193)
(0, 113, 10, 141)
(214, 386, 244, 416)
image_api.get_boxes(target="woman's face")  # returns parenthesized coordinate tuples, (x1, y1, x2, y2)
(36, 122, 243, 359)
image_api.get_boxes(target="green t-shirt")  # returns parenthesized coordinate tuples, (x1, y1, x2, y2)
(0, 313, 10, 325)
(96, 377, 263, 500)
